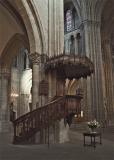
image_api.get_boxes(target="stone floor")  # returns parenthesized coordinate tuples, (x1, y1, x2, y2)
(0, 126, 114, 160)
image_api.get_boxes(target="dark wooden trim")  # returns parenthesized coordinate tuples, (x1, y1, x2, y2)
(13, 95, 82, 144)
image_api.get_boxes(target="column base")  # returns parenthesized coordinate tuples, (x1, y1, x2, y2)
(59, 119, 69, 143)
(0, 121, 10, 133)
(27, 119, 69, 144)
(0, 121, 12, 145)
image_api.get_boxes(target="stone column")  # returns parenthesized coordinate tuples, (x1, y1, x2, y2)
(102, 39, 114, 121)
(29, 52, 40, 109)
(74, 35, 78, 55)
(0, 68, 10, 133)
(56, 76, 65, 97)
(48, 71, 57, 101)
(83, 20, 105, 122)
(64, 38, 69, 54)
(39, 54, 48, 106)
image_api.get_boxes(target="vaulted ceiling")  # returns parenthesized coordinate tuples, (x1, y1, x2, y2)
(0, 4, 23, 56)
(0, 0, 29, 66)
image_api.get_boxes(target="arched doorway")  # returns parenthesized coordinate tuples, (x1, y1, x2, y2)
(0, 1, 43, 134)
(1, 33, 30, 119)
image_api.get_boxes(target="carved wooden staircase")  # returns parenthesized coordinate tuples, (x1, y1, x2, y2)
(13, 95, 82, 144)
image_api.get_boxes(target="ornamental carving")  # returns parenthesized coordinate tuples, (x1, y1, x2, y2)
(39, 80, 49, 96)
(0, 68, 10, 79)
(45, 54, 94, 80)
(29, 52, 41, 64)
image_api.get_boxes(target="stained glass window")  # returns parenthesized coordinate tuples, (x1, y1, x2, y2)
(66, 10, 72, 32)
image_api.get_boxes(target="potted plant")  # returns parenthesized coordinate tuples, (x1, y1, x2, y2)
(87, 119, 100, 133)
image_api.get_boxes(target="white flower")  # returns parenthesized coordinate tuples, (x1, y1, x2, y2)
(87, 119, 100, 129)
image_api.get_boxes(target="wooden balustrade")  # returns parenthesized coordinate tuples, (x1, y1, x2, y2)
(65, 95, 82, 114)
(13, 95, 82, 144)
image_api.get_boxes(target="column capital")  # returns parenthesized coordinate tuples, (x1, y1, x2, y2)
(0, 68, 10, 79)
(82, 19, 101, 27)
(102, 38, 111, 45)
(29, 52, 41, 64)
(40, 54, 48, 63)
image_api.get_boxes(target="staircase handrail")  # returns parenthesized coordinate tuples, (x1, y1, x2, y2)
(13, 95, 82, 144)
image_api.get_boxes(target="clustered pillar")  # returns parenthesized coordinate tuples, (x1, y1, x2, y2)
(83, 20, 105, 122)
(56, 76, 65, 97)
(102, 38, 114, 121)
(0, 67, 10, 133)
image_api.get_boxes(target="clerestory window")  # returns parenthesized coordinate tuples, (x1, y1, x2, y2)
(66, 9, 72, 32)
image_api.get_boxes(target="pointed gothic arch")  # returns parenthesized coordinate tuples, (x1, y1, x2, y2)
(1, 33, 29, 68)
(2, 0, 46, 55)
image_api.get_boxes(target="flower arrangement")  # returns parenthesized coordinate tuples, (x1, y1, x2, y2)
(87, 119, 100, 132)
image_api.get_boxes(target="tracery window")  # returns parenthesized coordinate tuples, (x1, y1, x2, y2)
(70, 35, 75, 54)
(65, 7, 79, 33)
(66, 9, 72, 32)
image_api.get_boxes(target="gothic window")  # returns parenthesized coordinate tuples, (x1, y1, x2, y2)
(66, 9, 72, 32)
(24, 53, 26, 70)
(76, 33, 81, 54)
(72, 8, 76, 29)
(70, 35, 75, 54)
(12, 56, 18, 68)
(23, 49, 30, 70)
